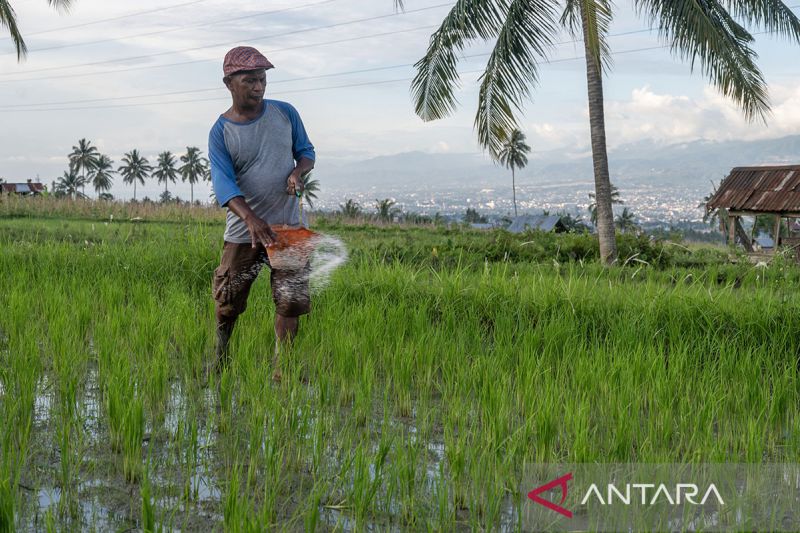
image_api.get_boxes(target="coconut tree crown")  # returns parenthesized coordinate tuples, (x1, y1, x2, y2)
(3, 0, 74, 60)
(118, 149, 152, 201)
(179, 146, 208, 204)
(497, 129, 531, 217)
(154, 151, 179, 194)
(90, 155, 115, 196)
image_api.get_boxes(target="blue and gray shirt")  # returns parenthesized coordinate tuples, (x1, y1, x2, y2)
(208, 99, 316, 243)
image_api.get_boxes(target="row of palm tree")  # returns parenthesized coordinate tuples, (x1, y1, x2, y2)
(55, 139, 209, 202)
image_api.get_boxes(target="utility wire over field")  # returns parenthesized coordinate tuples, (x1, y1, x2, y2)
(1, 1, 798, 108)
(0, 40, 775, 112)
(0, 2, 453, 76)
(0, 0, 215, 39)
(0, 0, 339, 54)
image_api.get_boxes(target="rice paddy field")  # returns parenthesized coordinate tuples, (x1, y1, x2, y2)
(1, 209, 799, 531)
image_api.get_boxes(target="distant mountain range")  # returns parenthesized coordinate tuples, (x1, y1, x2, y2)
(318, 134, 800, 190)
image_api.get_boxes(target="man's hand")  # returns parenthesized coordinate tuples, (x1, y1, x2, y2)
(286, 170, 304, 196)
(286, 158, 315, 196)
(226, 196, 278, 249)
(245, 214, 278, 250)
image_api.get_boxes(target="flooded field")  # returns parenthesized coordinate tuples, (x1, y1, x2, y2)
(1, 217, 799, 530)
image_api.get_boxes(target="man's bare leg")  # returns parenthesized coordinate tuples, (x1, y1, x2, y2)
(214, 317, 236, 372)
(272, 314, 298, 382)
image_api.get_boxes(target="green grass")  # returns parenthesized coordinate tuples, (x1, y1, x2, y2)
(0, 215, 798, 530)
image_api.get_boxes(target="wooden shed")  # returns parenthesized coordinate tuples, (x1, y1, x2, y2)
(705, 165, 800, 257)
(1, 179, 45, 196)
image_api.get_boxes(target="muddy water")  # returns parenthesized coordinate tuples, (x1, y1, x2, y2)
(15, 370, 460, 531)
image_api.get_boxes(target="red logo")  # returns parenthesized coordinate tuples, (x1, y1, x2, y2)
(528, 472, 573, 518)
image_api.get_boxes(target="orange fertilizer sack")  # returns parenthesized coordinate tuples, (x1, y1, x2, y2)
(266, 225, 319, 270)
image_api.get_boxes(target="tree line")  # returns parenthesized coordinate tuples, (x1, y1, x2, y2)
(54, 139, 210, 204)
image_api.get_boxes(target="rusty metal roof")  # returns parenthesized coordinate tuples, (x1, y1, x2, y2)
(705, 165, 800, 213)
(1, 182, 45, 193)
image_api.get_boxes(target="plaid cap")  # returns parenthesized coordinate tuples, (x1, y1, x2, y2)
(223, 46, 274, 77)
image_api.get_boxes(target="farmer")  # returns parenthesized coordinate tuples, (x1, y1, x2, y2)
(208, 46, 315, 377)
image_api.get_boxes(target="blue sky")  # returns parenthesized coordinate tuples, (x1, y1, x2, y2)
(1, 0, 799, 200)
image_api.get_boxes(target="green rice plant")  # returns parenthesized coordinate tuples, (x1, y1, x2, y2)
(0, 332, 38, 531)
(141, 466, 161, 533)
(302, 478, 328, 532)
(122, 395, 145, 484)
(56, 421, 78, 519)
(217, 369, 234, 436)
(3, 216, 800, 528)
(349, 431, 391, 523)
(392, 429, 421, 526)
(185, 418, 200, 502)
(44, 508, 56, 533)
(0, 477, 14, 532)
(352, 358, 374, 428)
(466, 449, 505, 530)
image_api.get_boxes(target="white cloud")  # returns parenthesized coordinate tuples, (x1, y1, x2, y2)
(430, 141, 450, 153)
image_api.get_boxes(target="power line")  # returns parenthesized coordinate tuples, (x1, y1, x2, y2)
(0, 0, 214, 40)
(0, 23, 645, 86)
(0, 77, 426, 112)
(1, 5, 796, 106)
(0, 37, 443, 109)
(0, 23, 438, 86)
(5, 0, 338, 55)
(4, 1, 797, 78)
(0, 28, 761, 109)
(0, 58, 434, 109)
(0, 44, 694, 113)
(0, 3, 451, 77)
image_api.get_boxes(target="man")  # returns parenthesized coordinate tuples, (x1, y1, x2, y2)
(208, 46, 315, 378)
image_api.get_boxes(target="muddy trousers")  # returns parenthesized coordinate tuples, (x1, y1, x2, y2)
(212, 242, 312, 349)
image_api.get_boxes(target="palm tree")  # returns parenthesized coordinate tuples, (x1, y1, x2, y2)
(300, 172, 320, 209)
(179, 146, 207, 204)
(375, 198, 400, 222)
(497, 129, 530, 217)
(53, 169, 85, 200)
(90, 155, 115, 198)
(3, 0, 73, 59)
(118, 150, 152, 201)
(588, 183, 622, 226)
(339, 199, 362, 218)
(615, 207, 638, 233)
(399, 0, 800, 265)
(68, 138, 99, 198)
(153, 151, 178, 197)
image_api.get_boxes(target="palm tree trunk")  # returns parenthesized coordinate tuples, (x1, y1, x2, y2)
(512, 166, 517, 217)
(581, 3, 617, 266)
(191, 183, 194, 204)
(133, 181, 137, 201)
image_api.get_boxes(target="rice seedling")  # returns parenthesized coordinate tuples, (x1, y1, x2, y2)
(1, 215, 799, 529)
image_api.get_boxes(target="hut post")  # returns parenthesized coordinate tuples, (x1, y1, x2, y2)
(773, 214, 782, 251)
(728, 215, 737, 246)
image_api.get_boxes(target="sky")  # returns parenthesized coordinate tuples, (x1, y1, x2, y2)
(1, 0, 800, 201)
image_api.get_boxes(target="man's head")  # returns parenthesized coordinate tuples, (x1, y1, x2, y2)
(222, 46, 274, 108)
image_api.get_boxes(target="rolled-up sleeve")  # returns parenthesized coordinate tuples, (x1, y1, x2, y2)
(275, 101, 315, 162)
(208, 120, 242, 207)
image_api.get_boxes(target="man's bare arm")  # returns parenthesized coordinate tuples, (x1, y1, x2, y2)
(226, 196, 278, 249)
(286, 157, 315, 195)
